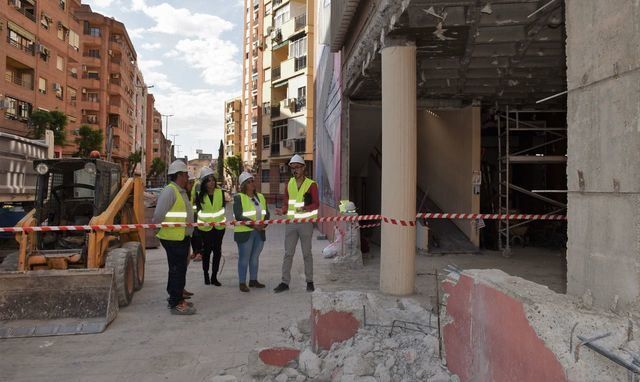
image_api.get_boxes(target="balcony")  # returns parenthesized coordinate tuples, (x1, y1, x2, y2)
(8, 0, 36, 22)
(82, 117, 99, 126)
(109, 79, 122, 95)
(5, 71, 33, 91)
(272, 66, 281, 81)
(6, 36, 35, 57)
(281, 13, 307, 41)
(109, 60, 121, 72)
(82, 52, 101, 66)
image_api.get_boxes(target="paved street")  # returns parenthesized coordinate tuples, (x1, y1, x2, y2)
(0, 223, 328, 382)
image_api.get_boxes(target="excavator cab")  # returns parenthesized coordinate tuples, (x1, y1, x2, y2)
(0, 158, 146, 338)
(33, 159, 119, 262)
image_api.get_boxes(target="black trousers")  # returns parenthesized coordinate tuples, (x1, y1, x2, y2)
(160, 238, 190, 307)
(191, 229, 203, 254)
(200, 228, 226, 278)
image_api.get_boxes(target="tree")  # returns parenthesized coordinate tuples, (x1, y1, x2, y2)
(217, 140, 225, 184)
(224, 154, 243, 190)
(29, 110, 67, 146)
(75, 125, 103, 157)
(150, 157, 166, 178)
(127, 149, 143, 177)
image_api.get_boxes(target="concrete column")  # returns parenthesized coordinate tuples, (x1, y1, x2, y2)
(566, 0, 640, 312)
(380, 42, 417, 295)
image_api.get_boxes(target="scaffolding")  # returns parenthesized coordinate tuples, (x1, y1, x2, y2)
(497, 108, 567, 256)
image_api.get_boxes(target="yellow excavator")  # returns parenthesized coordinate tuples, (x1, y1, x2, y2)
(0, 158, 146, 338)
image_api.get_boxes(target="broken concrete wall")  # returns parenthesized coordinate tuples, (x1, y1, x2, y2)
(417, 107, 481, 246)
(443, 269, 636, 382)
(565, 0, 640, 312)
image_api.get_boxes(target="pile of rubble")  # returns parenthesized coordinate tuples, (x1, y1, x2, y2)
(237, 291, 457, 382)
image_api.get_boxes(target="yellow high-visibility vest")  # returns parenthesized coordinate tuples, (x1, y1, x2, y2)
(287, 177, 317, 219)
(157, 183, 188, 241)
(235, 192, 267, 233)
(196, 188, 226, 232)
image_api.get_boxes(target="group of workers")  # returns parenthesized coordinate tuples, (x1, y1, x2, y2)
(152, 154, 319, 315)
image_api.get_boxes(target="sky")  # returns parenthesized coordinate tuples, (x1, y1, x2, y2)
(84, 0, 245, 160)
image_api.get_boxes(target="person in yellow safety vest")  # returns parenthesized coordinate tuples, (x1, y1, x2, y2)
(152, 160, 196, 315)
(189, 171, 203, 263)
(194, 167, 227, 286)
(233, 171, 270, 293)
(274, 154, 319, 294)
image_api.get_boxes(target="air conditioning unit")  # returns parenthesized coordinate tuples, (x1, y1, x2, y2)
(266, 26, 273, 34)
(82, 88, 87, 93)
(283, 139, 293, 149)
(288, 98, 297, 110)
(0, 98, 11, 109)
(108, 49, 113, 56)
(112, 73, 120, 78)
(82, 65, 87, 71)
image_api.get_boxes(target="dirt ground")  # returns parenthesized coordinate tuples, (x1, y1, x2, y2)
(0, 222, 566, 381)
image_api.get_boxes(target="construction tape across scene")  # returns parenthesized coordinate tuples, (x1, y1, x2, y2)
(0, 213, 567, 233)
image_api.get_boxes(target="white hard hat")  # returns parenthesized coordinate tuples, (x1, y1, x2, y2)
(238, 171, 254, 186)
(168, 160, 188, 175)
(200, 167, 214, 180)
(188, 171, 196, 181)
(289, 154, 305, 166)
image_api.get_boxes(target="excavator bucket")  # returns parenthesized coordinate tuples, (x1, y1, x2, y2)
(0, 269, 118, 338)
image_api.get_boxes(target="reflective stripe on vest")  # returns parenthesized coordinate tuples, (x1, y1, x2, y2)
(235, 193, 267, 233)
(287, 177, 317, 219)
(196, 188, 226, 231)
(157, 183, 188, 241)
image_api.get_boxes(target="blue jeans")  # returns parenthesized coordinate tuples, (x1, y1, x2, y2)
(237, 230, 264, 283)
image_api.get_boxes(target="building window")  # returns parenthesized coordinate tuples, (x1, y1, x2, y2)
(38, 77, 47, 94)
(89, 27, 101, 37)
(274, 5, 290, 29)
(297, 86, 306, 108)
(68, 30, 80, 51)
(290, 36, 307, 58)
(272, 120, 288, 143)
(56, 56, 64, 71)
(41, 13, 52, 29)
(7, 27, 35, 54)
(9, 0, 36, 22)
(68, 87, 77, 106)
(4, 96, 32, 121)
(38, 45, 50, 62)
(263, 135, 270, 148)
(54, 83, 64, 100)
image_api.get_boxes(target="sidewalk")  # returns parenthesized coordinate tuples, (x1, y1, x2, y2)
(0, 223, 329, 382)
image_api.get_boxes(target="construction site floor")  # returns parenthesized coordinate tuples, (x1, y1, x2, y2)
(0, 224, 566, 381)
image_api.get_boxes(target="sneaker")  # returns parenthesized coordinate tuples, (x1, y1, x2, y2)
(273, 283, 289, 293)
(249, 280, 265, 288)
(167, 299, 194, 309)
(239, 283, 250, 292)
(171, 301, 197, 315)
(307, 282, 315, 292)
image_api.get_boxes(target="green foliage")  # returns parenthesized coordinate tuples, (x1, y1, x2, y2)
(224, 154, 243, 189)
(217, 140, 224, 183)
(29, 110, 67, 145)
(150, 157, 166, 177)
(75, 125, 104, 158)
(128, 149, 143, 177)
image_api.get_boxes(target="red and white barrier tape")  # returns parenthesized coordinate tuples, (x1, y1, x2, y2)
(0, 213, 566, 233)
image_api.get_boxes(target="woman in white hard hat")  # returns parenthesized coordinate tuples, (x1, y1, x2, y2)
(194, 167, 226, 286)
(233, 171, 269, 292)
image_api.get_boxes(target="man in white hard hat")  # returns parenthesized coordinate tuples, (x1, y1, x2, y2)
(153, 160, 196, 315)
(274, 154, 319, 293)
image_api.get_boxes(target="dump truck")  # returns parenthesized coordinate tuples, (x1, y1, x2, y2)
(0, 158, 146, 338)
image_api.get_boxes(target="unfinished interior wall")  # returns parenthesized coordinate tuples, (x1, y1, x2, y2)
(566, 0, 640, 311)
(417, 107, 481, 246)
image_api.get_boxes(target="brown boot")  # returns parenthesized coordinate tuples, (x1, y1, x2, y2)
(239, 283, 250, 292)
(249, 280, 265, 288)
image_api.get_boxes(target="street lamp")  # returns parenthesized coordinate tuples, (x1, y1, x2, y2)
(161, 114, 174, 182)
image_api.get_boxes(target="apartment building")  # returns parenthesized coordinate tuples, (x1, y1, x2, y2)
(133, 64, 147, 179)
(242, 0, 314, 198)
(1, 0, 83, 151)
(241, 0, 265, 168)
(74, 4, 138, 171)
(224, 96, 242, 158)
(145, 106, 169, 186)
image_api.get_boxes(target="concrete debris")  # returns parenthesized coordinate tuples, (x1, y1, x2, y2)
(298, 349, 321, 378)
